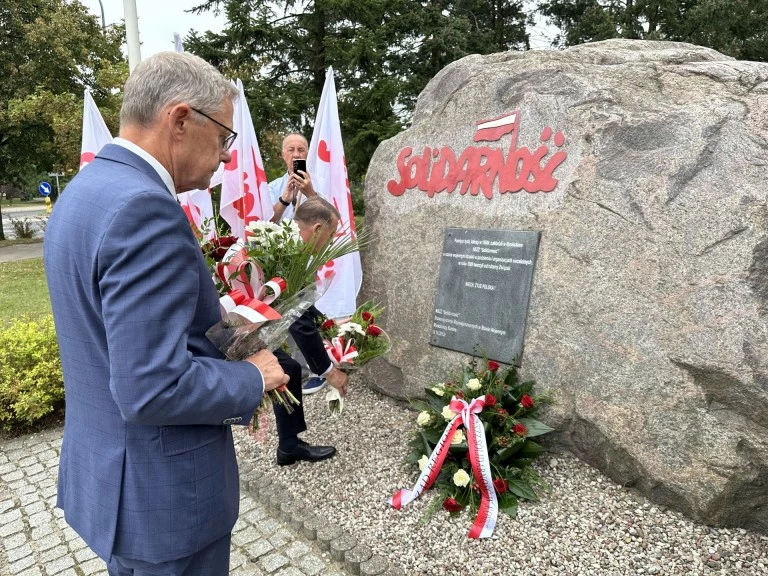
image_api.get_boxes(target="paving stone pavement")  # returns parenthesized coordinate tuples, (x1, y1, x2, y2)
(0, 427, 354, 576)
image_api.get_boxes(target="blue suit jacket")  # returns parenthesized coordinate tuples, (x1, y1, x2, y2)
(43, 144, 263, 563)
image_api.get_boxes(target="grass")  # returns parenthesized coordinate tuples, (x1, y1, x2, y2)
(0, 257, 51, 324)
(0, 198, 43, 208)
(0, 238, 43, 248)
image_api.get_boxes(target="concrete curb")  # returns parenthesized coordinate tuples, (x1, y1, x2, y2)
(241, 472, 404, 576)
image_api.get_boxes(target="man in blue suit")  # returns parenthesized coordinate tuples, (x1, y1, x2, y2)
(43, 52, 288, 575)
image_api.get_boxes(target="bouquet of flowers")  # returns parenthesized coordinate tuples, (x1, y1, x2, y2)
(388, 357, 553, 539)
(316, 301, 392, 415)
(199, 217, 366, 420)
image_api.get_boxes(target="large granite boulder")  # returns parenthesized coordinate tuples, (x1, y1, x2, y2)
(361, 40, 768, 534)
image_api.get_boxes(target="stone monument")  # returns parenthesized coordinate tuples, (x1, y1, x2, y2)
(361, 40, 768, 534)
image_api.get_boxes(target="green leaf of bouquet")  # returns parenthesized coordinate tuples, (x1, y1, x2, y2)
(418, 431, 434, 455)
(422, 428, 443, 445)
(424, 390, 447, 412)
(498, 492, 518, 518)
(518, 440, 546, 458)
(496, 443, 523, 462)
(517, 418, 554, 437)
(448, 444, 468, 457)
(508, 478, 539, 502)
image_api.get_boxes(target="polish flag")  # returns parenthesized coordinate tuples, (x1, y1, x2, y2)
(219, 79, 272, 240)
(173, 33, 220, 241)
(307, 67, 362, 318)
(473, 111, 519, 143)
(80, 89, 112, 170)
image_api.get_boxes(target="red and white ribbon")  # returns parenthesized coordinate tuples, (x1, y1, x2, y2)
(324, 336, 358, 365)
(388, 396, 498, 539)
(219, 287, 282, 324)
(216, 242, 286, 324)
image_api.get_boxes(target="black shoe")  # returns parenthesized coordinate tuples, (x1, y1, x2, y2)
(276, 440, 336, 466)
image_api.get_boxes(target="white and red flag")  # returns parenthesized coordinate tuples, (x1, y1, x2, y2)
(473, 111, 520, 143)
(219, 79, 272, 240)
(80, 89, 113, 170)
(307, 66, 362, 318)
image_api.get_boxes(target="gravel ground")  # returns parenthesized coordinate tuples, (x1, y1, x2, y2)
(235, 379, 768, 576)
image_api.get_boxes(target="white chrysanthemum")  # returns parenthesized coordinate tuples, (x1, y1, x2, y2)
(338, 322, 365, 337)
(442, 405, 457, 421)
(453, 469, 470, 487)
(416, 411, 432, 427)
(418, 455, 429, 471)
(430, 385, 445, 396)
(466, 378, 482, 391)
(451, 429, 465, 445)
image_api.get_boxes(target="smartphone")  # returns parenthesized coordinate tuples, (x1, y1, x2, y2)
(292, 159, 307, 174)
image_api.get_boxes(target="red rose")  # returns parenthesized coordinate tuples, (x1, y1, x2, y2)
(521, 394, 535, 409)
(514, 422, 527, 436)
(321, 319, 336, 331)
(484, 394, 497, 407)
(442, 497, 462, 513)
(361, 311, 374, 322)
(487, 360, 500, 372)
(496, 407, 508, 417)
(203, 235, 238, 261)
(366, 324, 382, 336)
(493, 478, 509, 494)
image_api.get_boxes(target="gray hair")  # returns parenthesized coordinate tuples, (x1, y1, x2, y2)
(294, 197, 340, 226)
(120, 51, 238, 127)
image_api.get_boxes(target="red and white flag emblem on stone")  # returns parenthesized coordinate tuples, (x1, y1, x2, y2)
(80, 89, 112, 170)
(307, 67, 362, 318)
(220, 79, 273, 240)
(473, 111, 520, 143)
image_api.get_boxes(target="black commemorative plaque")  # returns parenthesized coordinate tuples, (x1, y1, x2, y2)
(430, 228, 540, 365)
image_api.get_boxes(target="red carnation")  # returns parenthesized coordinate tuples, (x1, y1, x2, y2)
(361, 311, 374, 322)
(487, 360, 500, 372)
(202, 235, 238, 261)
(493, 478, 509, 494)
(321, 319, 336, 331)
(521, 394, 535, 409)
(484, 394, 497, 407)
(366, 324, 383, 336)
(442, 497, 462, 513)
(514, 422, 527, 436)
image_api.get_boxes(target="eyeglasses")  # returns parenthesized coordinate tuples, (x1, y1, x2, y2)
(190, 106, 237, 151)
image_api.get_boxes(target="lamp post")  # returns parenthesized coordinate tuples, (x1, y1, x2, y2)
(123, 0, 142, 73)
(96, 0, 106, 34)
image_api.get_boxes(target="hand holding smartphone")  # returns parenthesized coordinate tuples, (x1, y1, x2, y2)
(292, 159, 307, 175)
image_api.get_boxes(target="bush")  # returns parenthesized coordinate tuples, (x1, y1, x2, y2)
(0, 316, 64, 431)
(9, 217, 37, 239)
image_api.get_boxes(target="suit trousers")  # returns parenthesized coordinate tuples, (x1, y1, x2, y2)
(272, 349, 306, 450)
(106, 533, 231, 576)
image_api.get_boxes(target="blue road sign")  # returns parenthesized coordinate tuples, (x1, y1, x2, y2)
(39, 182, 52, 197)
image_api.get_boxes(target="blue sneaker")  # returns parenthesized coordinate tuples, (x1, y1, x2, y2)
(302, 376, 326, 395)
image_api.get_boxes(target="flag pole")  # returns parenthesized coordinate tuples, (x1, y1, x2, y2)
(123, 0, 141, 73)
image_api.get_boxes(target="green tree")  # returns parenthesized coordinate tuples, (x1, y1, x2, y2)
(538, 0, 768, 61)
(186, 1, 529, 186)
(0, 0, 126, 189)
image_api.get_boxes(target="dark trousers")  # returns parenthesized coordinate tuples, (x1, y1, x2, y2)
(106, 533, 231, 576)
(272, 349, 306, 450)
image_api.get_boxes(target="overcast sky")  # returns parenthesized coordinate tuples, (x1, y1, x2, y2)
(79, 0, 227, 58)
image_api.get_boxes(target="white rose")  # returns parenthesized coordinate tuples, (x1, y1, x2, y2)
(442, 405, 457, 421)
(453, 469, 471, 487)
(466, 378, 482, 391)
(430, 385, 445, 396)
(418, 455, 429, 471)
(416, 411, 432, 427)
(451, 430, 465, 445)
(338, 322, 365, 337)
